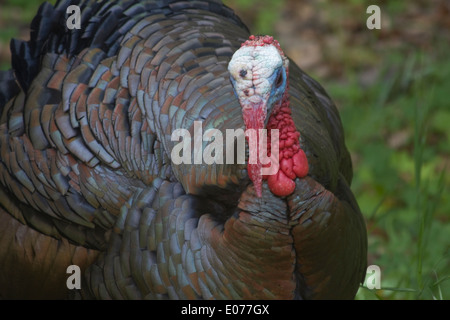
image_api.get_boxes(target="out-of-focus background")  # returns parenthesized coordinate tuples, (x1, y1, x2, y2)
(0, 0, 449, 299)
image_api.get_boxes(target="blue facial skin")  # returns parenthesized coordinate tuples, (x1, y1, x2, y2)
(266, 67, 287, 121)
(229, 76, 238, 101)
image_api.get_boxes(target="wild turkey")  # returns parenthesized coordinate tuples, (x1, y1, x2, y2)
(0, 0, 367, 299)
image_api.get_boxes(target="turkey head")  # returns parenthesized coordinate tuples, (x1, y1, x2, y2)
(228, 35, 308, 197)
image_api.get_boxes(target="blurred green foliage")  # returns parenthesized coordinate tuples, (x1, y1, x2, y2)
(0, 0, 448, 300)
(223, 0, 285, 35)
(332, 47, 450, 299)
(0, 0, 56, 69)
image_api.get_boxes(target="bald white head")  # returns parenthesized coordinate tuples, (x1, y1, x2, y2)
(228, 38, 288, 130)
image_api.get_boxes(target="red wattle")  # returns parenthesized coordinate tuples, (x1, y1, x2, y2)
(264, 102, 309, 197)
(267, 170, 296, 197)
(292, 149, 309, 178)
(280, 158, 295, 180)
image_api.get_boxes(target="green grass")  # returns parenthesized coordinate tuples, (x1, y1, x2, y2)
(328, 47, 450, 300)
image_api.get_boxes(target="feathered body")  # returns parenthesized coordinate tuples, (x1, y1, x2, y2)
(0, 0, 367, 299)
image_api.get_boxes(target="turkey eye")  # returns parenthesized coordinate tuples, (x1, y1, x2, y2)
(239, 69, 247, 78)
(275, 71, 283, 88)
